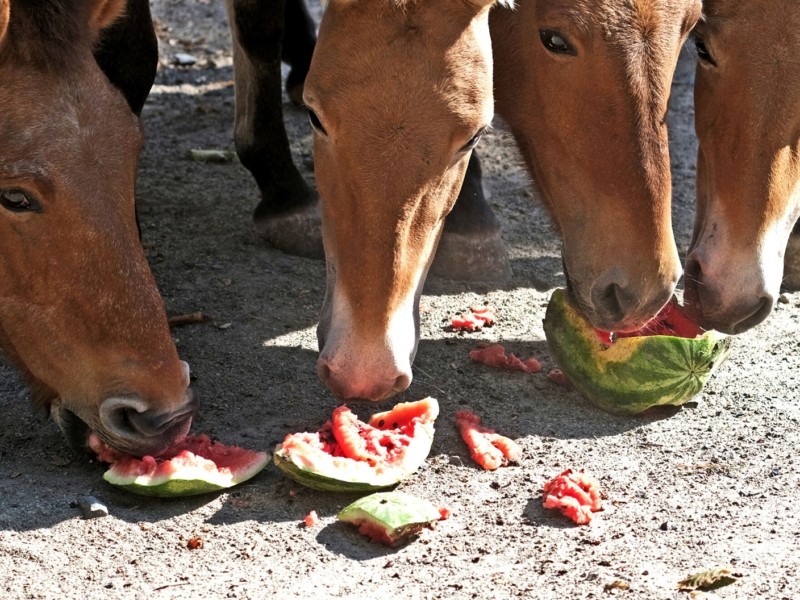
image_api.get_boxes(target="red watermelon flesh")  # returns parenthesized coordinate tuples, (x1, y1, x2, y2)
(455, 410, 522, 470)
(542, 469, 602, 525)
(596, 298, 705, 346)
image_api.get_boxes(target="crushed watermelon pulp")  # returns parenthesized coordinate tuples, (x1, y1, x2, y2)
(595, 298, 705, 346)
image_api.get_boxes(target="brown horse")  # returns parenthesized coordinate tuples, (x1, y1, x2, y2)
(308, 0, 698, 400)
(306, 0, 503, 401)
(686, 0, 800, 333)
(491, 0, 699, 329)
(0, 0, 195, 456)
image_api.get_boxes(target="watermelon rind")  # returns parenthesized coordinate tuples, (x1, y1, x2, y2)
(273, 422, 435, 492)
(103, 449, 270, 498)
(543, 288, 733, 415)
(337, 491, 441, 545)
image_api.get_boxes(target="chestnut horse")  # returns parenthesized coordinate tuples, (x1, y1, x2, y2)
(686, 0, 800, 333)
(0, 0, 195, 456)
(308, 0, 699, 400)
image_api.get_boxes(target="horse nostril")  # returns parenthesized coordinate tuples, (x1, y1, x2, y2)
(591, 281, 637, 324)
(393, 372, 411, 395)
(730, 295, 774, 334)
(684, 255, 704, 288)
(100, 395, 197, 439)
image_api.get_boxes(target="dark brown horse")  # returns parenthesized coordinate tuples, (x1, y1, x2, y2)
(0, 0, 195, 456)
(308, 0, 698, 400)
(686, 0, 800, 333)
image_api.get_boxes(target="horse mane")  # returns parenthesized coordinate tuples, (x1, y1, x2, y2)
(3, 0, 95, 69)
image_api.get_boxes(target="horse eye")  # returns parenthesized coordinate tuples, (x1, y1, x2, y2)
(0, 189, 41, 213)
(540, 30, 575, 55)
(693, 34, 716, 66)
(308, 109, 327, 136)
(462, 127, 487, 152)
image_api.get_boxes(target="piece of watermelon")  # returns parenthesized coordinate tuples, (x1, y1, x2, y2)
(337, 491, 445, 547)
(543, 289, 733, 414)
(455, 410, 522, 470)
(94, 433, 269, 497)
(542, 468, 602, 525)
(273, 397, 438, 492)
(469, 343, 542, 373)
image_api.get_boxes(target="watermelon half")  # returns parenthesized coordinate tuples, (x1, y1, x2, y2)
(543, 288, 733, 415)
(273, 397, 438, 492)
(93, 434, 269, 497)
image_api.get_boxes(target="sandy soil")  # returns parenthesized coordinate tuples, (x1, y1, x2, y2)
(1, 2, 799, 599)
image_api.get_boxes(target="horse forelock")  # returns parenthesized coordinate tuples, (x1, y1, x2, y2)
(3, 0, 94, 68)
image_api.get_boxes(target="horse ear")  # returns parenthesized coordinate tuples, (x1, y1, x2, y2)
(88, 0, 127, 33)
(1, 0, 10, 46)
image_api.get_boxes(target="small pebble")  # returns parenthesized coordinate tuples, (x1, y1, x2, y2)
(448, 455, 463, 467)
(173, 53, 197, 66)
(76, 496, 108, 519)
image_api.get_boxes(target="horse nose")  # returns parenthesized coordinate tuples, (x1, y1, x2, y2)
(316, 357, 412, 401)
(589, 271, 639, 328)
(685, 253, 773, 333)
(98, 393, 198, 456)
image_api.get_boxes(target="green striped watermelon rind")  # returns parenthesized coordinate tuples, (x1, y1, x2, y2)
(543, 288, 733, 415)
(337, 491, 442, 546)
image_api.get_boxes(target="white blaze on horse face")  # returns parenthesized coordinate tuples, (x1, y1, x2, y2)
(308, 0, 497, 400)
(316, 262, 424, 401)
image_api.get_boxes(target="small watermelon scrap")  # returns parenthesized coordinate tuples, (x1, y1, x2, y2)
(455, 410, 522, 470)
(273, 397, 438, 492)
(542, 468, 602, 525)
(337, 491, 445, 547)
(96, 433, 269, 497)
(304, 510, 320, 528)
(450, 305, 496, 332)
(469, 343, 542, 373)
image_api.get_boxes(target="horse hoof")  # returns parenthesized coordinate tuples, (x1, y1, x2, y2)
(254, 201, 324, 259)
(429, 228, 512, 284)
(783, 232, 800, 291)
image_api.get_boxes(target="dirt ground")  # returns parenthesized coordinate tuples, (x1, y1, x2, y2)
(1, 2, 799, 599)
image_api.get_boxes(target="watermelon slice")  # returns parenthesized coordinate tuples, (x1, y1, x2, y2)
(543, 289, 733, 414)
(273, 397, 438, 492)
(337, 491, 445, 547)
(93, 433, 269, 497)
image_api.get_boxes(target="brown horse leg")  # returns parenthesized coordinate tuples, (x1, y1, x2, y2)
(227, 0, 322, 259)
(784, 220, 800, 290)
(282, 0, 316, 106)
(91, 0, 158, 116)
(429, 152, 512, 283)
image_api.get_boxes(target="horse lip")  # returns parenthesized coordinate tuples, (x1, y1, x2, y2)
(53, 403, 193, 459)
(53, 406, 92, 455)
